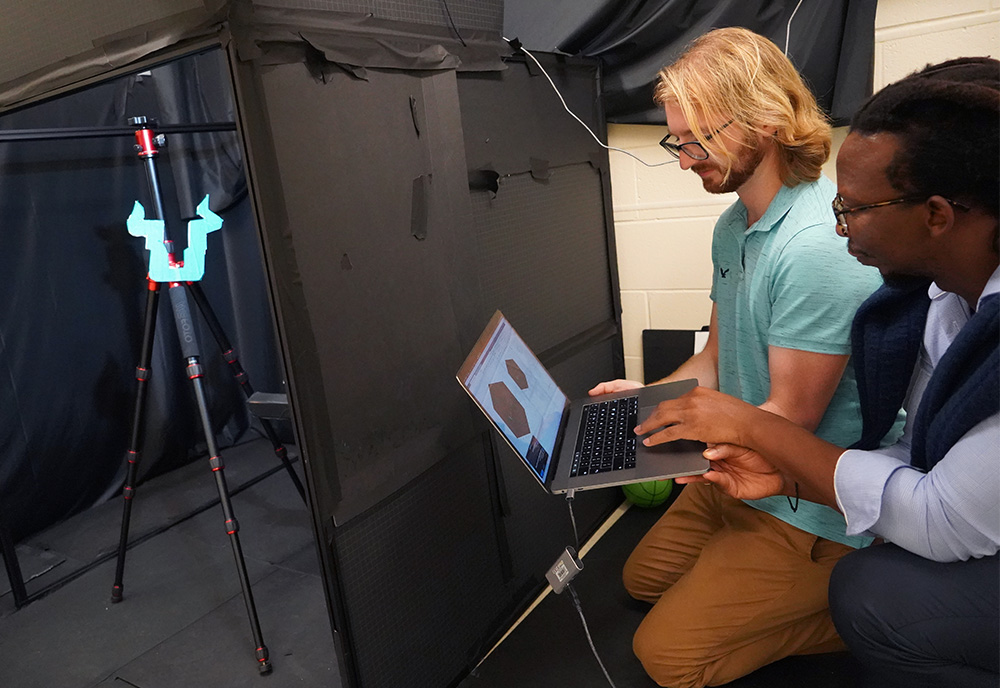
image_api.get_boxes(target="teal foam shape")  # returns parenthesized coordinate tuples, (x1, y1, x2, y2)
(126, 195, 223, 282)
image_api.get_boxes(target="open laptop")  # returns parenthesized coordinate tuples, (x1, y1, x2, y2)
(457, 311, 709, 494)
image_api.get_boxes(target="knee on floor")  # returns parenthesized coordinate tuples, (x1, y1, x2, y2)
(622, 557, 660, 604)
(633, 622, 710, 688)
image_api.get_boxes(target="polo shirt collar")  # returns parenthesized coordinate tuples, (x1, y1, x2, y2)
(737, 183, 796, 234)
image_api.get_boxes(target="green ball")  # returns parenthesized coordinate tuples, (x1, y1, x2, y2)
(622, 479, 674, 508)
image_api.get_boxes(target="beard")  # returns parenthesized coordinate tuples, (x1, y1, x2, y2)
(693, 140, 766, 194)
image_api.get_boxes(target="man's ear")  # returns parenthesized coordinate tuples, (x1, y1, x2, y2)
(925, 195, 957, 238)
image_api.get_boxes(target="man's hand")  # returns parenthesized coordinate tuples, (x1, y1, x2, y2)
(635, 386, 765, 448)
(677, 443, 789, 500)
(589, 379, 643, 396)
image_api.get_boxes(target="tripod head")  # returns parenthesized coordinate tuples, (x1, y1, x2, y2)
(129, 116, 165, 156)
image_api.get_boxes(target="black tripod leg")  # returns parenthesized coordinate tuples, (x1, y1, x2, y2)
(112, 280, 161, 603)
(0, 512, 28, 608)
(185, 281, 306, 503)
(169, 285, 272, 674)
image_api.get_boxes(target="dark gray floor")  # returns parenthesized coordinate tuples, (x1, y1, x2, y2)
(463, 491, 863, 688)
(0, 438, 342, 688)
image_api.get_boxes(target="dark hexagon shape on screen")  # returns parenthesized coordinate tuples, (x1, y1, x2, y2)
(489, 381, 530, 437)
(506, 358, 528, 389)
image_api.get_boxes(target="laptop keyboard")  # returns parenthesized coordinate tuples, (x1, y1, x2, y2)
(570, 395, 639, 477)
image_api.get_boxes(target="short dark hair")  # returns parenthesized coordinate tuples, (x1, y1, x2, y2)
(850, 57, 999, 220)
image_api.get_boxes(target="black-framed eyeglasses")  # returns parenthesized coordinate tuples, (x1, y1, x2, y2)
(659, 120, 733, 161)
(833, 193, 970, 236)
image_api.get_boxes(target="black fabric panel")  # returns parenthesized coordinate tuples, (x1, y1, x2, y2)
(459, 55, 607, 176)
(329, 436, 510, 688)
(504, 0, 878, 126)
(466, 164, 617, 355)
(642, 330, 699, 384)
(249, 61, 483, 525)
(0, 49, 282, 541)
(231, 3, 507, 74)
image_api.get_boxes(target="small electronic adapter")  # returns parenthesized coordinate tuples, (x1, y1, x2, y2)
(546, 546, 584, 594)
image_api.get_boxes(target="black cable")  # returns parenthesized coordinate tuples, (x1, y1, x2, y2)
(567, 583, 618, 688)
(440, 0, 467, 47)
(566, 491, 580, 550)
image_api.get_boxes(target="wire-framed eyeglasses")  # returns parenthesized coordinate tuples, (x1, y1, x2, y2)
(832, 193, 970, 236)
(659, 120, 733, 161)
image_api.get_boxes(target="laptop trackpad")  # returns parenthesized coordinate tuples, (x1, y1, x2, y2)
(637, 406, 706, 454)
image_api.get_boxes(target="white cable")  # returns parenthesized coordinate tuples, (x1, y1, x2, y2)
(784, 0, 805, 56)
(503, 37, 675, 168)
(568, 584, 619, 688)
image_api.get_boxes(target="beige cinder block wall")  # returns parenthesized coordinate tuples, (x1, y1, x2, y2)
(606, 0, 1000, 381)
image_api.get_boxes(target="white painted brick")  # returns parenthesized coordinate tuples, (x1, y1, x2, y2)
(636, 152, 708, 204)
(878, 21, 999, 88)
(876, 0, 991, 29)
(619, 291, 649, 358)
(824, 127, 849, 184)
(614, 218, 715, 290)
(647, 291, 713, 331)
(624, 356, 643, 383)
(609, 153, 639, 208)
(608, 123, 665, 149)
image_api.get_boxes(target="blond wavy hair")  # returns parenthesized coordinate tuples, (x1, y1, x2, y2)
(653, 27, 831, 186)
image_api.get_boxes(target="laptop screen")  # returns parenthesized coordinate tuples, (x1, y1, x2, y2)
(458, 312, 568, 484)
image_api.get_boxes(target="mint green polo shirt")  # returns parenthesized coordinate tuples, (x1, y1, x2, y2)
(710, 175, 884, 548)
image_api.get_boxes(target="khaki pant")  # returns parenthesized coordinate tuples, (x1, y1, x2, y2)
(623, 482, 853, 688)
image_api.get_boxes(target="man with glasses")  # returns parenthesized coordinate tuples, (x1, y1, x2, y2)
(644, 57, 999, 688)
(590, 27, 888, 687)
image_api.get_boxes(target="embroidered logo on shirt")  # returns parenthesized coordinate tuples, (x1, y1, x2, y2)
(720, 267, 730, 278)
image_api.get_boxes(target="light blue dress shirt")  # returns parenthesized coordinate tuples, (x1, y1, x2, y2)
(834, 265, 1000, 562)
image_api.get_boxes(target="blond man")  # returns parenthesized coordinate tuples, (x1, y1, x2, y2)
(590, 28, 892, 687)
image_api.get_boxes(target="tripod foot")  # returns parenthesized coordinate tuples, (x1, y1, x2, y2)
(111, 585, 123, 604)
(256, 646, 272, 675)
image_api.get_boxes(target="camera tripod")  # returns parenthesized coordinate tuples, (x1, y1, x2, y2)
(110, 117, 302, 674)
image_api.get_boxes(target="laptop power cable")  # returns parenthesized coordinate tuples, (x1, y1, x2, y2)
(545, 548, 619, 688)
(546, 491, 619, 688)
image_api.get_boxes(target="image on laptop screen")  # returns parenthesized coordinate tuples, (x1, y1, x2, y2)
(460, 316, 568, 483)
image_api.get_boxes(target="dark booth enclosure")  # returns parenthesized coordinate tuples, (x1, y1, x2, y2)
(228, 18, 627, 685)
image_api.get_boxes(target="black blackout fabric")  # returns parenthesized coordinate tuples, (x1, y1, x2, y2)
(0, 49, 282, 541)
(504, 0, 878, 125)
(0, 0, 508, 114)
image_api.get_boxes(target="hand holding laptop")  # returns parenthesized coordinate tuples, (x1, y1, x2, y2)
(588, 379, 643, 397)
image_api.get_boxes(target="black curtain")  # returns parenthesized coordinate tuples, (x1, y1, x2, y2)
(504, 0, 877, 125)
(0, 48, 282, 541)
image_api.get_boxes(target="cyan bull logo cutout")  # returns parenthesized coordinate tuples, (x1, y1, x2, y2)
(126, 195, 222, 282)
